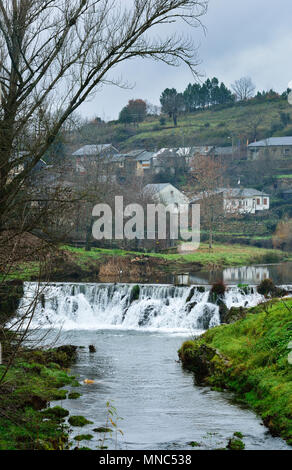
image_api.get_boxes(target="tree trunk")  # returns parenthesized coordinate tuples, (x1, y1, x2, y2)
(209, 227, 213, 250)
(85, 218, 94, 252)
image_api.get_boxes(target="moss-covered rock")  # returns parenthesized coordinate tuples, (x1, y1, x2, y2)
(222, 306, 247, 324)
(68, 392, 81, 400)
(68, 416, 93, 427)
(93, 427, 112, 433)
(188, 441, 200, 447)
(42, 406, 69, 420)
(227, 437, 245, 450)
(74, 434, 93, 441)
(179, 341, 229, 385)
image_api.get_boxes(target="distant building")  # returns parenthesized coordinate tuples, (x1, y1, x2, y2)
(144, 183, 189, 211)
(72, 144, 119, 173)
(121, 149, 155, 176)
(135, 151, 155, 176)
(248, 137, 292, 160)
(191, 188, 269, 215)
(213, 146, 234, 159)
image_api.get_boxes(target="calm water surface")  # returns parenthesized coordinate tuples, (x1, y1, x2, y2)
(52, 330, 290, 450)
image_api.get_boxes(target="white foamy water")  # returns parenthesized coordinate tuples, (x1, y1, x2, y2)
(17, 282, 275, 332)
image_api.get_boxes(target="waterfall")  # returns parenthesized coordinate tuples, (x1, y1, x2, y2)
(17, 282, 276, 333)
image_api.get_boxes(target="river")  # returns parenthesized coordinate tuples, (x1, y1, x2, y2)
(20, 282, 291, 450)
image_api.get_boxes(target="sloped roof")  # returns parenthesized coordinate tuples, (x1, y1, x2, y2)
(227, 188, 269, 197)
(248, 137, 292, 148)
(124, 149, 146, 158)
(214, 146, 233, 155)
(190, 187, 269, 203)
(153, 146, 213, 159)
(135, 151, 155, 161)
(144, 183, 172, 194)
(72, 144, 119, 156)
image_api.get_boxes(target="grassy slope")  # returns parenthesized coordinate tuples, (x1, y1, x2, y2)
(83, 98, 292, 150)
(179, 299, 292, 444)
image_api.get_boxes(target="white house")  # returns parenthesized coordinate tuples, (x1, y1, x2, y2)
(190, 188, 269, 215)
(144, 183, 189, 212)
(223, 188, 270, 214)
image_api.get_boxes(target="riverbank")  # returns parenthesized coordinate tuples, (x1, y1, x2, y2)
(0, 344, 82, 450)
(178, 299, 292, 445)
(2, 242, 290, 283)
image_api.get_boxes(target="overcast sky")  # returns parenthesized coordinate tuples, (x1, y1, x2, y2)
(79, 0, 292, 121)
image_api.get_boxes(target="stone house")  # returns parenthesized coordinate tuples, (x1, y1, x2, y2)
(72, 144, 119, 173)
(248, 137, 292, 160)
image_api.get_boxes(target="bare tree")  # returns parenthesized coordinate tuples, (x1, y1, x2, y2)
(188, 156, 229, 249)
(0, 0, 208, 232)
(245, 113, 263, 142)
(231, 77, 256, 101)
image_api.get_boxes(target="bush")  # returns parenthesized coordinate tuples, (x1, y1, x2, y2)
(130, 284, 140, 302)
(257, 279, 276, 296)
(209, 281, 226, 303)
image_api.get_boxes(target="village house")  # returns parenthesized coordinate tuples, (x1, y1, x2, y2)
(119, 149, 155, 177)
(72, 144, 119, 173)
(190, 188, 269, 215)
(144, 183, 189, 211)
(248, 137, 292, 160)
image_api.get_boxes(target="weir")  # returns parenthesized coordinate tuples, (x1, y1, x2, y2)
(18, 282, 282, 332)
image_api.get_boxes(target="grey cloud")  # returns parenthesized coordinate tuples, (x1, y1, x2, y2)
(79, 0, 292, 120)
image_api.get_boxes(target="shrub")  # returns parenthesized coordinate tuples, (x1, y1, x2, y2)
(130, 284, 140, 302)
(209, 281, 226, 303)
(257, 279, 276, 297)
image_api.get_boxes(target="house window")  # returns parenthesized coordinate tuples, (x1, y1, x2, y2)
(170, 190, 174, 197)
(285, 148, 291, 155)
(264, 198, 268, 205)
(257, 198, 260, 205)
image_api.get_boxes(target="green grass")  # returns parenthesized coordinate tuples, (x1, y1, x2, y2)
(276, 174, 292, 179)
(179, 299, 292, 444)
(65, 243, 288, 268)
(1, 262, 40, 281)
(2, 243, 289, 282)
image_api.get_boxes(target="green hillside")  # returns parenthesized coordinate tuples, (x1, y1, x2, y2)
(76, 96, 292, 151)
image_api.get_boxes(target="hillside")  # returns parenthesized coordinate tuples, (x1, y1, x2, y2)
(74, 96, 292, 151)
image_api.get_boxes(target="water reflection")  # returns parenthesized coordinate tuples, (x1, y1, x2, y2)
(176, 262, 292, 286)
